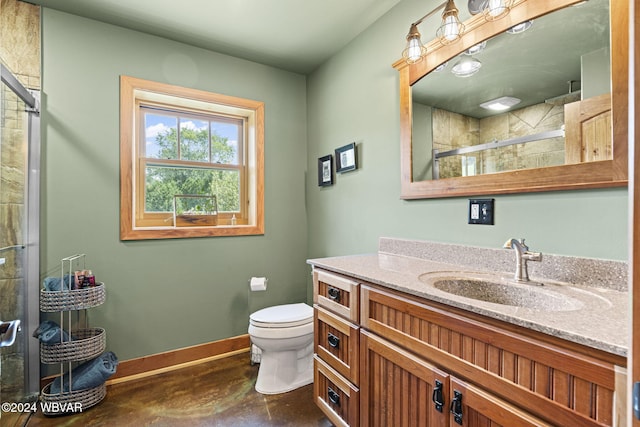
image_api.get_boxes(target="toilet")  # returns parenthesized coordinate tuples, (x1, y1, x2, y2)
(248, 303, 314, 394)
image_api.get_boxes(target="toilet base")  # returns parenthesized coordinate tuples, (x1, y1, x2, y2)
(254, 344, 313, 394)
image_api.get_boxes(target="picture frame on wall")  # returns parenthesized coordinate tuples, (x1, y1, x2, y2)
(317, 154, 334, 186)
(335, 142, 357, 173)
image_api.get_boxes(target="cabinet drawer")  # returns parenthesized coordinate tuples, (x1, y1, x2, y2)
(314, 305, 359, 384)
(313, 269, 359, 323)
(314, 355, 359, 427)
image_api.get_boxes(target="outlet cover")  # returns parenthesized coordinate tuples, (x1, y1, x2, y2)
(469, 199, 494, 225)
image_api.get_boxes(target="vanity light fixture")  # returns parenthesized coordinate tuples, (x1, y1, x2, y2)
(479, 96, 521, 111)
(506, 20, 533, 34)
(402, 0, 465, 64)
(402, 24, 427, 64)
(436, 0, 465, 44)
(483, 0, 513, 20)
(451, 56, 482, 77)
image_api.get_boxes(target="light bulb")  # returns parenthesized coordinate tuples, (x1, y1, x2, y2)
(443, 16, 460, 40)
(406, 38, 423, 62)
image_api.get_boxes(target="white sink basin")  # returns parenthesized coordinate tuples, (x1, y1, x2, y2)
(418, 271, 612, 312)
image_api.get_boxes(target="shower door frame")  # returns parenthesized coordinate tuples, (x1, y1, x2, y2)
(1, 63, 41, 398)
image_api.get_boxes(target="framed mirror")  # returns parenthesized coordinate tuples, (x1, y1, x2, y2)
(394, 0, 628, 199)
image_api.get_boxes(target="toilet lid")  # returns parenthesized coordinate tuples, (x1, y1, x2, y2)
(250, 303, 313, 328)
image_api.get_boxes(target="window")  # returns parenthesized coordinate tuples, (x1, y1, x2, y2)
(120, 76, 264, 240)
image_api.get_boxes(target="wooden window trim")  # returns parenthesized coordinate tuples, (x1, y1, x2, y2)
(120, 75, 264, 240)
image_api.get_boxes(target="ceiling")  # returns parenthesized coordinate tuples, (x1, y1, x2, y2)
(26, 0, 610, 113)
(26, 0, 402, 74)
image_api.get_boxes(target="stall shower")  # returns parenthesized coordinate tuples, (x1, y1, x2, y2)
(0, 63, 40, 421)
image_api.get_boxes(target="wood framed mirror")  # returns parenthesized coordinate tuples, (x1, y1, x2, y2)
(393, 0, 627, 199)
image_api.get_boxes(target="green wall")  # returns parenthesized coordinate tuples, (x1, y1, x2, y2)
(41, 9, 308, 361)
(41, 0, 628, 364)
(305, 0, 628, 261)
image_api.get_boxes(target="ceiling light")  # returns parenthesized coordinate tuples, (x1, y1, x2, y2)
(480, 96, 521, 111)
(464, 41, 487, 55)
(506, 20, 533, 34)
(451, 56, 482, 77)
(434, 61, 449, 72)
(484, 0, 512, 20)
(468, 0, 489, 15)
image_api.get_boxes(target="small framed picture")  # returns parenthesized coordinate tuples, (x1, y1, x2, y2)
(335, 142, 357, 173)
(317, 154, 334, 186)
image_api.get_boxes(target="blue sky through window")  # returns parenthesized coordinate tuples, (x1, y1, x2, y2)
(144, 113, 239, 163)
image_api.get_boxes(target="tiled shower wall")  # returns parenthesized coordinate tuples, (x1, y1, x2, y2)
(434, 101, 565, 178)
(0, 0, 40, 399)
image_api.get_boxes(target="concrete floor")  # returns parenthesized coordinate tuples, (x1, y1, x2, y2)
(26, 352, 331, 426)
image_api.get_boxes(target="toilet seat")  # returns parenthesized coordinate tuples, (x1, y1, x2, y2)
(250, 303, 313, 328)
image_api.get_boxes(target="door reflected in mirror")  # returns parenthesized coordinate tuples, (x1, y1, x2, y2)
(411, 0, 610, 181)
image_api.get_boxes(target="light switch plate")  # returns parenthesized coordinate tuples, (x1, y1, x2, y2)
(469, 199, 494, 225)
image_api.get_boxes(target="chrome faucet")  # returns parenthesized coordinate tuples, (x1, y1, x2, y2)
(503, 238, 542, 283)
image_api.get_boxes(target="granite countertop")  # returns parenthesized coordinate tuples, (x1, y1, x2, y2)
(307, 238, 629, 357)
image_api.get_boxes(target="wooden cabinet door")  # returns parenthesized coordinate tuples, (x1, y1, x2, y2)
(448, 377, 553, 427)
(361, 284, 620, 426)
(360, 330, 449, 427)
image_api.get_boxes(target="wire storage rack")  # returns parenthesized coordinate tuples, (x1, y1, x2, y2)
(38, 254, 108, 415)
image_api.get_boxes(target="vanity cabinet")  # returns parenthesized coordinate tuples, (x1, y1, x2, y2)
(313, 269, 361, 427)
(311, 267, 625, 427)
(360, 330, 551, 427)
(361, 284, 622, 427)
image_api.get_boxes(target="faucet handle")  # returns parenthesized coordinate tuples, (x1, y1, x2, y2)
(503, 238, 529, 250)
(523, 251, 542, 262)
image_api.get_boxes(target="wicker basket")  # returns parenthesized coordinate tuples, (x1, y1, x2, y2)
(40, 283, 106, 312)
(40, 382, 106, 415)
(40, 328, 106, 364)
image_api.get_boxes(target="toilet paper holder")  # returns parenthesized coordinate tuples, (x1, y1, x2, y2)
(249, 277, 268, 291)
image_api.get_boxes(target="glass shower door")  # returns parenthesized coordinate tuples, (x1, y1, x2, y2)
(0, 63, 40, 424)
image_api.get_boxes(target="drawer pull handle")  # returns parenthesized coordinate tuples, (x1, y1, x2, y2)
(450, 390, 463, 425)
(328, 387, 340, 406)
(327, 287, 340, 302)
(327, 333, 340, 349)
(432, 380, 443, 412)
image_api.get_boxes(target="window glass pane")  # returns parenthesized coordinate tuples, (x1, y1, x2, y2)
(211, 120, 240, 165)
(144, 113, 178, 159)
(180, 117, 210, 162)
(211, 169, 240, 212)
(145, 166, 240, 213)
